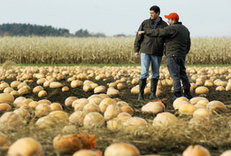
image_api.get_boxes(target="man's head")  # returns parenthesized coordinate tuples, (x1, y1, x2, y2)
(164, 13, 179, 25)
(149, 5, 160, 20)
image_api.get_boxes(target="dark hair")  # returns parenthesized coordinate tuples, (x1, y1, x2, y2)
(150, 5, 160, 13)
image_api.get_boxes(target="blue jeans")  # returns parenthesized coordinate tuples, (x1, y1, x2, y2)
(167, 56, 191, 92)
(140, 53, 162, 79)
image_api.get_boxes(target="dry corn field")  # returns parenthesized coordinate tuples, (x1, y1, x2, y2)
(0, 37, 231, 64)
(0, 65, 231, 155)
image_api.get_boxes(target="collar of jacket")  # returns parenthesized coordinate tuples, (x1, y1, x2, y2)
(150, 17, 163, 24)
(174, 21, 182, 25)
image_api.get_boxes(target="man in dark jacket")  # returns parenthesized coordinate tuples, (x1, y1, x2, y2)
(134, 5, 168, 100)
(138, 12, 192, 100)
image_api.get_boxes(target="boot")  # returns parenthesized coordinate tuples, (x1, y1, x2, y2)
(171, 91, 182, 102)
(184, 88, 192, 99)
(138, 78, 146, 100)
(150, 78, 158, 100)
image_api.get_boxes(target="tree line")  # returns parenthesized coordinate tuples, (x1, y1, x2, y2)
(0, 23, 108, 37)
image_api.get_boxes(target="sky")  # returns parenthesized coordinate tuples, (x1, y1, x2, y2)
(0, 0, 230, 37)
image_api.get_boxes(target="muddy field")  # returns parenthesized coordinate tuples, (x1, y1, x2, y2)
(1, 75, 231, 156)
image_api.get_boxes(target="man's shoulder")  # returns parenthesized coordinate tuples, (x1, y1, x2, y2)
(176, 23, 189, 30)
(159, 20, 168, 26)
(164, 25, 177, 32)
(182, 24, 189, 30)
(173, 23, 190, 34)
(142, 19, 151, 23)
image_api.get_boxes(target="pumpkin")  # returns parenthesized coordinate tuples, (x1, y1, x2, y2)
(131, 86, 139, 94)
(123, 117, 147, 130)
(83, 112, 105, 128)
(0, 103, 12, 112)
(204, 80, 214, 87)
(107, 87, 120, 97)
(117, 83, 126, 90)
(62, 125, 77, 134)
(65, 96, 78, 107)
(8, 137, 44, 156)
(99, 98, 117, 113)
(120, 106, 134, 115)
(53, 133, 96, 154)
(107, 118, 123, 131)
(94, 86, 106, 94)
(37, 78, 46, 85)
(195, 86, 209, 94)
(35, 116, 57, 129)
(49, 82, 63, 88)
(88, 95, 103, 105)
(220, 150, 231, 156)
(0, 112, 26, 130)
(178, 104, 196, 114)
(33, 86, 44, 94)
(190, 97, 209, 105)
(141, 102, 165, 114)
(71, 80, 83, 88)
(216, 86, 225, 91)
(0, 82, 9, 91)
(0, 132, 10, 147)
(18, 86, 30, 95)
(3, 87, 13, 93)
(14, 108, 30, 121)
(182, 145, 210, 156)
(50, 103, 63, 111)
(38, 90, 47, 97)
(69, 111, 86, 126)
(153, 112, 178, 127)
(10, 90, 19, 96)
(72, 98, 89, 109)
(35, 103, 51, 117)
(104, 104, 121, 121)
(73, 150, 101, 156)
(43, 80, 50, 87)
(13, 97, 26, 107)
(207, 100, 227, 113)
(226, 83, 231, 91)
(0, 93, 14, 104)
(83, 84, 93, 92)
(14, 98, 33, 108)
(98, 93, 110, 99)
(173, 99, 190, 110)
(29, 101, 39, 109)
(104, 143, 140, 156)
(48, 111, 69, 123)
(62, 86, 69, 92)
(83, 103, 100, 113)
(117, 112, 132, 121)
(193, 108, 211, 119)
(38, 99, 52, 105)
(117, 101, 129, 107)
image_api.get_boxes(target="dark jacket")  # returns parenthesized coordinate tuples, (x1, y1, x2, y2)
(134, 17, 168, 56)
(144, 22, 191, 57)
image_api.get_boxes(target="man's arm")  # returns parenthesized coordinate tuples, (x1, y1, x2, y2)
(134, 23, 144, 55)
(138, 26, 177, 38)
(186, 32, 191, 54)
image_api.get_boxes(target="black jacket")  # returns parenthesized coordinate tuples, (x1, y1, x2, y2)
(144, 22, 191, 57)
(134, 17, 168, 56)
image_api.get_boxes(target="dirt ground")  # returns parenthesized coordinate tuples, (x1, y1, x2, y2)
(1, 76, 231, 156)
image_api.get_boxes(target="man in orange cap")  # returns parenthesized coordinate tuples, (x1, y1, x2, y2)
(138, 12, 192, 100)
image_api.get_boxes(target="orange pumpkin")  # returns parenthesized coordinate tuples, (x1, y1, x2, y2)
(53, 133, 96, 153)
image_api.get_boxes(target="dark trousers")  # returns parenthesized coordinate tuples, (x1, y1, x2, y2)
(167, 56, 191, 93)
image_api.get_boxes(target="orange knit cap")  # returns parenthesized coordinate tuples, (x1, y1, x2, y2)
(164, 12, 179, 21)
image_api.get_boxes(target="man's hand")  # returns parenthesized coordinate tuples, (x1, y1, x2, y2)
(137, 31, 145, 35)
(135, 52, 140, 58)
